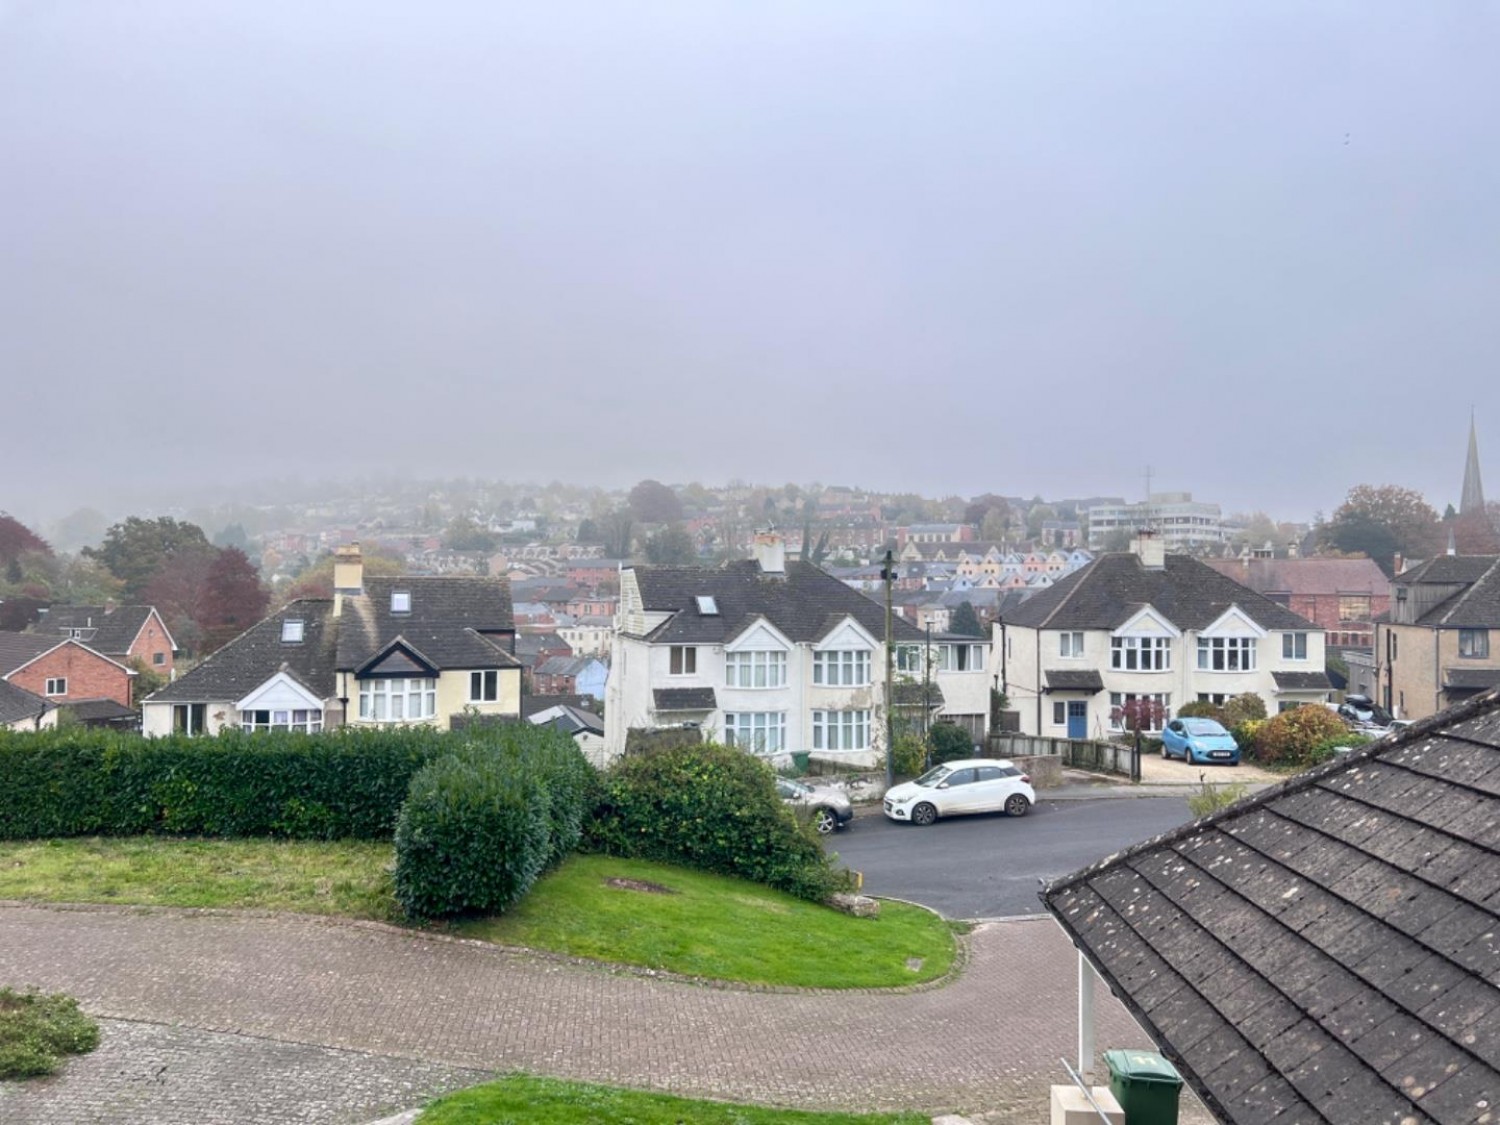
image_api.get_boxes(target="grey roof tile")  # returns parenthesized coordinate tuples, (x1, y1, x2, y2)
(34, 605, 163, 655)
(653, 687, 717, 711)
(1043, 686, 1500, 1125)
(147, 601, 340, 703)
(0, 678, 49, 725)
(0, 632, 64, 676)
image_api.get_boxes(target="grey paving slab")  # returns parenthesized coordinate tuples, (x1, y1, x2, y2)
(0, 1017, 489, 1125)
(0, 904, 1206, 1121)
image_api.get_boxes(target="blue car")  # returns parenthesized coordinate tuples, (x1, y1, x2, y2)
(1161, 717, 1240, 765)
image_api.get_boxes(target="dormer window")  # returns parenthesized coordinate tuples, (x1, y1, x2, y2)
(391, 590, 411, 614)
(695, 595, 718, 615)
(281, 619, 305, 644)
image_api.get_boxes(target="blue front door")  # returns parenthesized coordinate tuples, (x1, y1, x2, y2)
(1067, 701, 1088, 739)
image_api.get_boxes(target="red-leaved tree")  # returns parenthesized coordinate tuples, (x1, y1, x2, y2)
(199, 548, 269, 655)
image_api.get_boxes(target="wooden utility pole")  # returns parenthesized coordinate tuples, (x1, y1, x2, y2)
(882, 549, 896, 788)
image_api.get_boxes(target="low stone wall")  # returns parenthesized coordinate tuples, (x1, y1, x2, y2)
(1010, 754, 1064, 789)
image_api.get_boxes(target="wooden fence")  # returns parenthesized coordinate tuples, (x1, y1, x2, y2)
(987, 732, 1138, 780)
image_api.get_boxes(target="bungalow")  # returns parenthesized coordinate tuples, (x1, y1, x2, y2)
(142, 545, 521, 735)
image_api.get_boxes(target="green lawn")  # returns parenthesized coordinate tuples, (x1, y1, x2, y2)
(459, 854, 955, 988)
(0, 837, 399, 921)
(419, 1074, 929, 1125)
(0, 841, 955, 989)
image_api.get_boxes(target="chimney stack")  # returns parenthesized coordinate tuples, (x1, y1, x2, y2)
(333, 543, 364, 617)
(752, 530, 786, 575)
(1130, 529, 1166, 570)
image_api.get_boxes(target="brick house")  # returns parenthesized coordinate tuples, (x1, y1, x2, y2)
(32, 604, 177, 678)
(0, 632, 136, 709)
(1204, 557, 1390, 650)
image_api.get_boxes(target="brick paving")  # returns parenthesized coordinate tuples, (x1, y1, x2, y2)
(0, 904, 1208, 1122)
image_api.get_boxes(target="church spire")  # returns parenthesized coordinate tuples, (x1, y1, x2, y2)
(1460, 412, 1486, 516)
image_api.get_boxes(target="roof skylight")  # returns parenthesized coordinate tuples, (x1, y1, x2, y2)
(391, 590, 411, 613)
(695, 595, 719, 615)
(281, 619, 305, 644)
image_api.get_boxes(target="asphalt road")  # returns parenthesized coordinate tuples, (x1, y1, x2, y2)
(829, 796, 1193, 919)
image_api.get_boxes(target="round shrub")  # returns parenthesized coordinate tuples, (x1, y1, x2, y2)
(585, 741, 844, 901)
(891, 732, 928, 778)
(1223, 692, 1268, 727)
(1176, 700, 1226, 724)
(1248, 706, 1349, 769)
(393, 748, 553, 921)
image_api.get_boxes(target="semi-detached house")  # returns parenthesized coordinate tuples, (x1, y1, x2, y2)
(605, 534, 926, 767)
(998, 536, 1330, 739)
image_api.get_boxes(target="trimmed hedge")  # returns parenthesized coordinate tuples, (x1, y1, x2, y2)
(393, 728, 595, 920)
(585, 741, 846, 902)
(0, 724, 587, 843)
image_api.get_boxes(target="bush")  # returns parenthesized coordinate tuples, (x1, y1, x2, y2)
(1186, 777, 1251, 818)
(1176, 701, 1225, 724)
(890, 732, 928, 777)
(585, 742, 846, 902)
(927, 722, 973, 765)
(1223, 693, 1268, 727)
(393, 748, 551, 920)
(1246, 706, 1350, 769)
(0, 988, 100, 1080)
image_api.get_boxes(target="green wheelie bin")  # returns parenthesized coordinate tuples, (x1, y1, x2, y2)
(1103, 1050, 1183, 1125)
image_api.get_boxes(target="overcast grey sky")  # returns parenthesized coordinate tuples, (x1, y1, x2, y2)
(2, 2, 1496, 525)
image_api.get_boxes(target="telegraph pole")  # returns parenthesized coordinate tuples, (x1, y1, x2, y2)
(882, 549, 896, 788)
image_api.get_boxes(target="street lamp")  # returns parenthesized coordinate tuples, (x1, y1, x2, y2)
(881, 549, 896, 789)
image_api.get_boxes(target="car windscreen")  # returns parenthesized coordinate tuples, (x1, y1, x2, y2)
(914, 765, 951, 787)
(1182, 719, 1227, 736)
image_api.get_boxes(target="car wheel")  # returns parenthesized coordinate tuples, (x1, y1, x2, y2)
(1160, 741, 1169, 759)
(1005, 793, 1030, 817)
(911, 802, 937, 826)
(812, 807, 837, 835)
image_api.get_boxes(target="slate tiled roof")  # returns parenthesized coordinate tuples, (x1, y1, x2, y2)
(534, 655, 598, 677)
(1270, 670, 1334, 691)
(1044, 669, 1106, 692)
(1005, 554, 1317, 633)
(0, 632, 65, 676)
(34, 605, 167, 655)
(1444, 667, 1500, 692)
(337, 577, 518, 671)
(891, 681, 946, 707)
(1043, 688, 1500, 1125)
(1402, 557, 1500, 629)
(148, 601, 340, 703)
(653, 687, 717, 712)
(632, 561, 924, 645)
(0, 679, 49, 725)
(59, 698, 137, 723)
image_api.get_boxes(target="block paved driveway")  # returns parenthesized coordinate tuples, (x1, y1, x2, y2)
(0, 902, 1194, 1123)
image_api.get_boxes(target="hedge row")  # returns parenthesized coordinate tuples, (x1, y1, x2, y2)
(1, 726, 489, 841)
(393, 729, 595, 920)
(585, 741, 846, 902)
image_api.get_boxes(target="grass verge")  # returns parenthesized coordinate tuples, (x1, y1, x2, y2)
(0, 837, 398, 921)
(0, 989, 100, 1079)
(419, 1074, 929, 1124)
(0, 841, 955, 989)
(457, 854, 955, 988)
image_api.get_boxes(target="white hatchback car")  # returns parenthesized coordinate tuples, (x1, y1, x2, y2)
(882, 758, 1035, 826)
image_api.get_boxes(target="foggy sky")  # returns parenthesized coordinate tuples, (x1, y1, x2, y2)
(3, 2, 1497, 525)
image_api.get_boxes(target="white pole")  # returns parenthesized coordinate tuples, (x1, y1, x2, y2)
(1079, 951, 1097, 1086)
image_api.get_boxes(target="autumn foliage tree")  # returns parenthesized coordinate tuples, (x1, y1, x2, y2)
(199, 547, 270, 655)
(628, 479, 683, 524)
(0, 514, 50, 563)
(1318, 485, 1443, 576)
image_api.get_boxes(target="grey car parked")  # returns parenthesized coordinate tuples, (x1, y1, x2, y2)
(776, 778, 854, 834)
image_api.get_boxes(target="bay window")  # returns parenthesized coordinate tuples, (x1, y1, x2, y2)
(725, 650, 787, 688)
(814, 650, 870, 686)
(1111, 636, 1171, 671)
(723, 711, 786, 753)
(812, 710, 871, 751)
(359, 677, 437, 722)
(1198, 637, 1256, 671)
(241, 708, 323, 733)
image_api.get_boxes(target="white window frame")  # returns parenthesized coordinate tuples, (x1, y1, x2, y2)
(1060, 632, 1085, 658)
(390, 590, 411, 613)
(895, 645, 924, 673)
(936, 643, 984, 671)
(469, 669, 499, 702)
(1459, 629, 1490, 659)
(812, 709, 871, 751)
(725, 649, 787, 688)
(1108, 692, 1172, 732)
(1197, 636, 1257, 672)
(1052, 700, 1066, 726)
(1282, 632, 1308, 661)
(722, 711, 786, 753)
(44, 677, 66, 696)
(1110, 636, 1171, 671)
(152, 652, 166, 666)
(358, 677, 437, 722)
(240, 708, 323, 733)
(281, 619, 305, 644)
(668, 646, 697, 676)
(813, 650, 870, 686)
